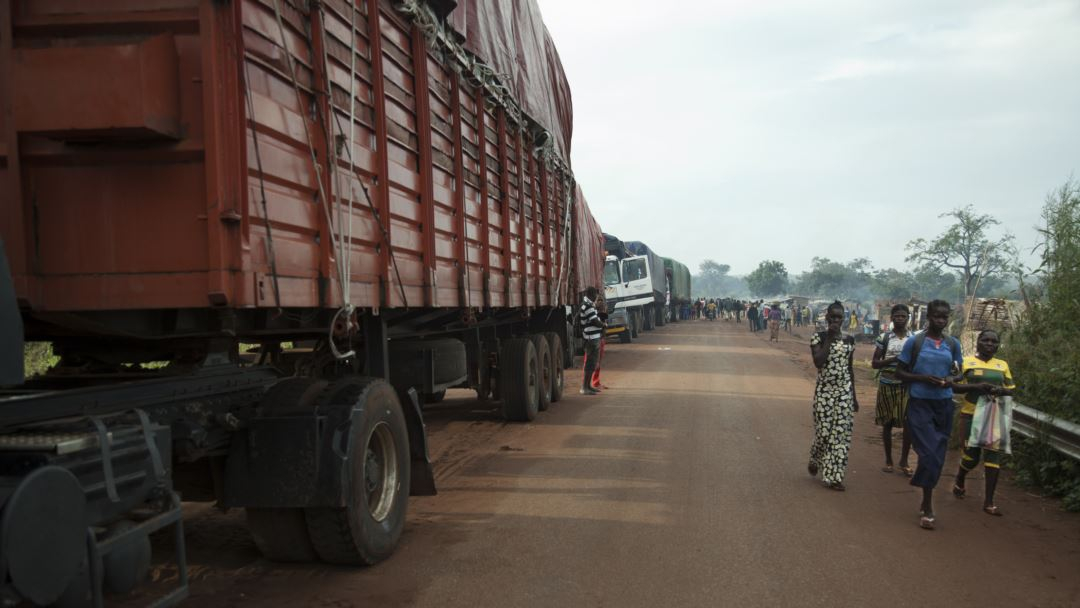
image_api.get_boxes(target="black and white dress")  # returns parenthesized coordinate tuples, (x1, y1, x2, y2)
(808, 332, 856, 484)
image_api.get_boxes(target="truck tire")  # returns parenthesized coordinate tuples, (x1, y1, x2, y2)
(388, 338, 467, 392)
(543, 332, 565, 403)
(619, 326, 632, 344)
(500, 338, 539, 422)
(644, 306, 655, 331)
(246, 377, 325, 562)
(305, 377, 410, 565)
(656, 305, 666, 327)
(528, 334, 553, 412)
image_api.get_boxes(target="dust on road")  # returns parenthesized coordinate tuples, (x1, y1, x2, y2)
(148, 320, 1080, 607)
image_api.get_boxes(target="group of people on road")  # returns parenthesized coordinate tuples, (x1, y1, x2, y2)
(806, 299, 1016, 530)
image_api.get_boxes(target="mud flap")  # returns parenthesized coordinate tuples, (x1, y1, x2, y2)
(399, 387, 437, 496)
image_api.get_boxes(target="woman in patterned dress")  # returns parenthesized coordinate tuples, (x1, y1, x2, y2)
(808, 301, 860, 491)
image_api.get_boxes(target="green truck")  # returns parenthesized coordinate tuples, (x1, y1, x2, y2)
(663, 258, 692, 322)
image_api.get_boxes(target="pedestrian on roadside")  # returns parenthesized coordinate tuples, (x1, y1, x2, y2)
(807, 301, 859, 491)
(951, 329, 1016, 516)
(895, 299, 963, 530)
(579, 287, 604, 395)
(802, 305, 811, 329)
(590, 296, 610, 391)
(747, 302, 758, 332)
(768, 303, 782, 341)
(735, 300, 743, 324)
(872, 304, 914, 476)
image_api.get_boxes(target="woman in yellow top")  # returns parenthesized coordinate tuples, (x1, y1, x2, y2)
(951, 329, 1015, 516)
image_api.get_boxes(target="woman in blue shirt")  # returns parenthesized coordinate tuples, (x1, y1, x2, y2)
(895, 299, 963, 530)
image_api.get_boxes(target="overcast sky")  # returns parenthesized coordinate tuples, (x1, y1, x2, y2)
(536, 0, 1080, 276)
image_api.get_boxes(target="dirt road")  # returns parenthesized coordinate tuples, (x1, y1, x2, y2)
(160, 320, 1080, 607)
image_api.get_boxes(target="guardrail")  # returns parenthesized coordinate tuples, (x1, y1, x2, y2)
(1012, 403, 1080, 461)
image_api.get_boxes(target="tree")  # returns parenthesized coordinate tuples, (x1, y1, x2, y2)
(792, 257, 872, 300)
(905, 205, 1016, 298)
(693, 260, 739, 297)
(746, 260, 789, 297)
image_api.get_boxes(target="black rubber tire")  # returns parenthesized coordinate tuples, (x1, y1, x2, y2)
(304, 377, 411, 566)
(245, 377, 325, 563)
(644, 306, 655, 331)
(500, 338, 539, 422)
(388, 338, 467, 391)
(529, 334, 553, 412)
(656, 305, 666, 327)
(543, 332, 564, 403)
(619, 325, 632, 344)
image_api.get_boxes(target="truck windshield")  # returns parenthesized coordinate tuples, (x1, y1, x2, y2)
(603, 260, 621, 286)
(623, 258, 647, 281)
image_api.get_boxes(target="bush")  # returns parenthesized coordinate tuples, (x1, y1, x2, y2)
(23, 342, 58, 378)
(1009, 435, 1080, 512)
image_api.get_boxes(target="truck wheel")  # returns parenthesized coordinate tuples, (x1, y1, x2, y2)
(644, 306, 655, 331)
(620, 327, 632, 344)
(305, 377, 410, 565)
(543, 332, 565, 403)
(500, 338, 539, 422)
(656, 305, 666, 327)
(246, 377, 326, 562)
(528, 335, 553, 412)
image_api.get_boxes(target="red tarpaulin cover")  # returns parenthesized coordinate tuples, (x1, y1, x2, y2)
(445, 0, 573, 164)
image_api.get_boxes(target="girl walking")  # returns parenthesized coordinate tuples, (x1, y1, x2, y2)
(872, 304, 914, 475)
(807, 301, 859, 491)
(896, 300, 964, 530)
(952, 329, 1015, 515)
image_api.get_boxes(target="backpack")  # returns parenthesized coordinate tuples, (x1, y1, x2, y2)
(906, 331, 961, 375)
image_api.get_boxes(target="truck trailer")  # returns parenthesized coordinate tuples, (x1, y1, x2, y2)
(662, 257, 691, 322)
(0, 1, 604, 605)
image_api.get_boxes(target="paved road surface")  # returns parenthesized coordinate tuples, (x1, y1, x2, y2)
(155, 320, 1080, 607)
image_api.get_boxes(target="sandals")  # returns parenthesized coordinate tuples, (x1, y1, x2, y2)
(983, 505, 1004, 517)
(807, 461, 818, 477)
(919, 514, 936, 530)
(952, 484, 966, 499)
(825, 481, 846, 492)
(900, 465, 913, 477)
(881, 465, 894, 473)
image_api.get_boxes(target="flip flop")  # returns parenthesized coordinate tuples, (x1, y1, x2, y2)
(983, 505, 1004, 517)
(900, 465, 913, 477)
(807, 461, 818, 477)
(826, 481, 846, 492)
(919, 514, 936, 530)
(881, 465, 894, 473)
(952, 484, 966, 499)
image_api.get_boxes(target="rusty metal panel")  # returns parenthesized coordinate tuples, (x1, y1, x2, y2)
(0, 0, 601, 323)
(13, 33, 181, 139)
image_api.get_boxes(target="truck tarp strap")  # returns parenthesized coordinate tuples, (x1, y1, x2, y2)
(135, 409, 166, 482)
(90, 417, 120, 503)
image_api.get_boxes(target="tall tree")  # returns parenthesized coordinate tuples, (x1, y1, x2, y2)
(746, 260, 789, 297)
(792, 257, 872, 300)
(905, 205, 1016, 298)
(693, 260, 732, 297)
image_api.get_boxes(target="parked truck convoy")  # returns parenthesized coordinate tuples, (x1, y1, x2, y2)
(601, 234, 690, 343)
(0, 1, 606, 605)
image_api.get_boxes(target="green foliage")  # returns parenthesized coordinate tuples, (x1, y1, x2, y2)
(1002, 178, 1080, 512)
(791, 257, 871, 300)
(905, 204, 1017, 297)
(23, 342, 58, 377)
(692, 259, 747, 297)
(746, 260, 789, 297)
(1009, 435, 1080, 512)
(1006, 179, 1080, 424)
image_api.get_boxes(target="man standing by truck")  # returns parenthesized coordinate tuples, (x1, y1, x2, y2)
(580, 287, 605, 395)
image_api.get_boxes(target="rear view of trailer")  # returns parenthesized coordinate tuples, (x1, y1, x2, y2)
(0, 1, 605, 605)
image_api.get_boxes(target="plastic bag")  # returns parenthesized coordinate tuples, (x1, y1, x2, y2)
(966, 395, 1013, 455)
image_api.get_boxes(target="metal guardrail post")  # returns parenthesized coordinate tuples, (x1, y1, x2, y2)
(1011, 403, 1080, 461)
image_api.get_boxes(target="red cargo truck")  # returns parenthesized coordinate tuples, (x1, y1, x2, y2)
(0, 0, 604, 605)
